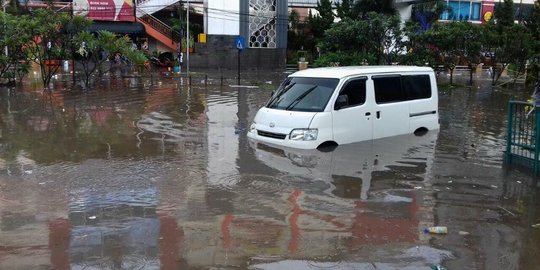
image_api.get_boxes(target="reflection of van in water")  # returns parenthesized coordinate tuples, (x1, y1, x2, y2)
(247, 66, 439, 149)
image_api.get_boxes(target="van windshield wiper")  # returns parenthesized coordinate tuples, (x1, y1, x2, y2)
(285, 85, 317, 111)
(268, 82, 296, 107)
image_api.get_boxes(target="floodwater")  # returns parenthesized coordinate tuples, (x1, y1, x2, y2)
(0, 69, 539, 270)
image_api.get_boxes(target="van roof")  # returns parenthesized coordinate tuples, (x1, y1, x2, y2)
(291, 66, 434, 79)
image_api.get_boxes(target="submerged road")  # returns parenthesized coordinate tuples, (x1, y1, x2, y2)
(0, 70, 538, 269)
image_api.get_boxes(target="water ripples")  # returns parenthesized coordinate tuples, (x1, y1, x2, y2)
(1, 76, 538, 269)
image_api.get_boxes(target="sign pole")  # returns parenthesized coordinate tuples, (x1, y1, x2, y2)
(237, 49, 240, 85)
(186, 0, 190, 75)
(234, 35, 245, 86)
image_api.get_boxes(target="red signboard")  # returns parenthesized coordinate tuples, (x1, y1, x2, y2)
(481, 0, 495, 24)
(73, 0, 135, 22)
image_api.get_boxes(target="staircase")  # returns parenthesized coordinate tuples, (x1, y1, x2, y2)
(136, 8, 180, 51)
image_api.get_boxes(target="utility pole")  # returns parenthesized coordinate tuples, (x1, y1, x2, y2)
(3, 1, 8, 57)
(519, 0, 523, 24)
(186, 0, 189, 75)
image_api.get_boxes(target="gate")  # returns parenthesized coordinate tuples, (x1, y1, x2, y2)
(506, 100, 540, 175)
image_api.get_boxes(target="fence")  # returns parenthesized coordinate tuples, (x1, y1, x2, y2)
(506, 100, 540, 175)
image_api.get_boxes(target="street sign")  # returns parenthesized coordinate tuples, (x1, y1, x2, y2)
(235, 36, 245, 51)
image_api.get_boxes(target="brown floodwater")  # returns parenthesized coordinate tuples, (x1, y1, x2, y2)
(0, 69, 539, 270)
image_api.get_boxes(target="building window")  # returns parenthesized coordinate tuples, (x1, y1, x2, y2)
(440, 0, 482, 22)
(249, 0, 277, 48)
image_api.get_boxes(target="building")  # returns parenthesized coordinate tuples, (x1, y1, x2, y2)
(28, 0, 536, 69)
(438, 0, 536, 23)
(68, 0, 289, 70)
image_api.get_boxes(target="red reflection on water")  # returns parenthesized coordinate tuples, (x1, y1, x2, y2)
(159, 213, 184, 270)
(287, 190, 302, 254)
(349, 191, 419, 247)
(48, 218, 71, 270)
(221, 213, 234, 249)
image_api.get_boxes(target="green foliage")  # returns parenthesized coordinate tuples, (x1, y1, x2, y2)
(307, 0, 335, 41)
(525, 1, 540, 84)
(314, 51, 374, 67)
(0, 11, 31, 83)
(495, 0, 515, 28)
(318, 13, 403, 65)
(181, 36, 194, 49)
(74, 30, 147, 87)
(288, 9, 316, 55)
(336, 0, 355, 20)
(483, 0, 533, 84)
(22, 9, 73, 87)
(353, 0, 396, 17)
(170, 5, 203, 42)
(401, 22, 439, 67)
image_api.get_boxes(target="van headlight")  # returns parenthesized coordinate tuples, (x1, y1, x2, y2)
(289, 129, 318, 141)
(249, 122, 257, 133)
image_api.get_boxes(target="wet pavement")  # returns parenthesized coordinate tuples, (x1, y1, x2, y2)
(0, 70, 539, 270)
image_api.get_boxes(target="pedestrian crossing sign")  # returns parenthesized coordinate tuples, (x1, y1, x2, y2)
(235, 36, 245, 51)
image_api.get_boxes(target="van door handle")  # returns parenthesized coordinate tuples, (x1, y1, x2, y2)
(376, 111, 381, 119)
(365, 112, 371, 116)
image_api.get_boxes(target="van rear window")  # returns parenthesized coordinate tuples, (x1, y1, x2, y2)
(402, 75, 432, 100)
(267, 77, 339, 112)
(373, 74, 432, 104)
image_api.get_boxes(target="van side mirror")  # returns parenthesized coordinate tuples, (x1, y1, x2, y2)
(334, 95, 349, 110)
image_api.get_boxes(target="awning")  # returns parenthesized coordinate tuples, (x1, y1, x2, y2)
(89, 21, 145, 35)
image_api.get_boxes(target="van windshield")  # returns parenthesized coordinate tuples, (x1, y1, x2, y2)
(267, 77, 339, 112)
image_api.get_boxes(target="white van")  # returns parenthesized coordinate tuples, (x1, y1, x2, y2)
(247, 66, 439, 149)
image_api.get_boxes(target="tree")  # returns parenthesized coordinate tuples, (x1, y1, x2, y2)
(455, 22, 482, 85)
(483, 0, 533, 85)
(0, 11, 31, 84)
(525, 1, 540, 84)
(74, 30, 147, 87)
(427, 22, 481, 85)
(353, 0, 396, 17)
(402, 21, 440, 67)
(336, 0, 355, 20)
(307, 0, 335, 42)
(495, 0, 515, 28)
(367, 12, 403, 65)
(316, 13, 403, 66)
(287, 9, 316, 62)
(22, 9, 73, 87)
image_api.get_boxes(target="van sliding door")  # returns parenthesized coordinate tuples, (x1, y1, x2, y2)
(372, 75, 410, 139)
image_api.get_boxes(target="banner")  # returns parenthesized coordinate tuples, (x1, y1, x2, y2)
(73, 0, 135, 22)
(481, 0, 495, 24)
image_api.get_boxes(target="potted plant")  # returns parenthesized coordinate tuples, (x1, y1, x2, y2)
(181, 36, 194, 53)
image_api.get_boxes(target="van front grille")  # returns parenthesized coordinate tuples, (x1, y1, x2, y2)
(257, 130, 287, 140)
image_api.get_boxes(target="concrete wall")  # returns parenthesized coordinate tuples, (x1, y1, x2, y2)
(189, 35, 286, 70)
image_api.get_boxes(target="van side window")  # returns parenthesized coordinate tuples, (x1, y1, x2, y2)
(402, 75, 431, 100)
(373, 76, 405, 104)
(336, 78, 366, 108)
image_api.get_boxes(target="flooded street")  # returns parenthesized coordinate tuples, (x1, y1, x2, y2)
(0, 71, 539, 270)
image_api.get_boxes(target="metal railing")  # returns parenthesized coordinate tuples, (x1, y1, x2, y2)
(137, 8, 180, 43)
(506, 100, 540, 175)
